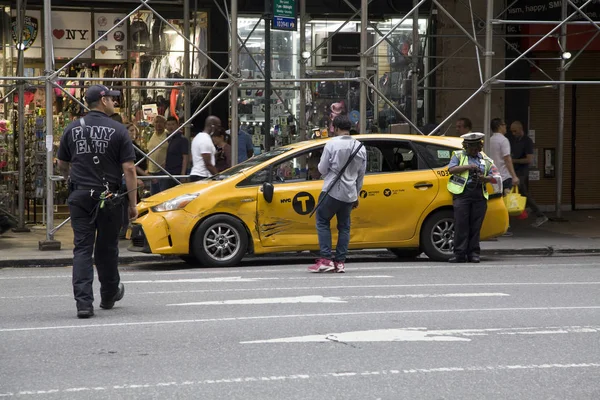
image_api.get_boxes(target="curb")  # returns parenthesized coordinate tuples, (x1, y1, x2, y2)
(0, 254, 169, 268)
(1, 247, 599, 268)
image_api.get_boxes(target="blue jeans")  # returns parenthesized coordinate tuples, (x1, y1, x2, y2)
(316, 192, 353, 262)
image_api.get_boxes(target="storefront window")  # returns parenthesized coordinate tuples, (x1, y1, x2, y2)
(236, 16, 428, 154)
(372, 18, 428, 132)
(237, 17, 298, 150)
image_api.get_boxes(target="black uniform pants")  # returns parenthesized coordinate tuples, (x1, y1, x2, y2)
(68, 190, 123, 310)
(453, 188, 487, 258)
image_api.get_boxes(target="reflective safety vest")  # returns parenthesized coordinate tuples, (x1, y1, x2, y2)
(447, 150, 493, 199)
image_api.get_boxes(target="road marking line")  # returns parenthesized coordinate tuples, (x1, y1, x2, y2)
(345, 293, 510, 299)
(1, 363, 599, 397)
(3, 306, 600, 333)
(167, 293, 509, 307)
(123, 276, 392, 284)
(145, 262, 600, 275)
(2, 261, 600, 280)
(168, 295, 347, 306)
(241, 325, 600, 343)
(2, 282, 599, 300)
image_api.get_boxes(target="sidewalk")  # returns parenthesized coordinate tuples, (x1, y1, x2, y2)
(1, 210, 599, 267)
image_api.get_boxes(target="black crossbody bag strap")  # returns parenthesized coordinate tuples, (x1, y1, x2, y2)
(309, 140, 364, 218)
(80, 117, 110, 191)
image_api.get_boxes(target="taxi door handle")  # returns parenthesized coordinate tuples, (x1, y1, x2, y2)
(414, 182, 434, 189)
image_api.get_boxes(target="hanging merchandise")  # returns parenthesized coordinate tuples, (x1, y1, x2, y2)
(169, 78, 185, 123)
(0, 119, 11, 170)
(131, 15, 151, 50)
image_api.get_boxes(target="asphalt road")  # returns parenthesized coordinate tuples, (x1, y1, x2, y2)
(1, 255, 600, 399)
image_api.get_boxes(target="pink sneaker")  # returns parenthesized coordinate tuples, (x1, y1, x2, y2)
(334, 261, 345, 273)
(308, 258, 335, 273)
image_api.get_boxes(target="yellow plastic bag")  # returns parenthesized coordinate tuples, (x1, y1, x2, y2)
(504, 186, 527, 216)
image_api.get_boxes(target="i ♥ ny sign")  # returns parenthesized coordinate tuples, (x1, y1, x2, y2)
(51, 11, 92, 57)
(53, 29, 89, 40)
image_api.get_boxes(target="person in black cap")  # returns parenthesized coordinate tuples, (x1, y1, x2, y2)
(57, 84, 138, 319)
(447, 133, 498, 263)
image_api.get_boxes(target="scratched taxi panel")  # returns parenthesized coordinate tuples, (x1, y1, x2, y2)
(132, 134, 508, 267)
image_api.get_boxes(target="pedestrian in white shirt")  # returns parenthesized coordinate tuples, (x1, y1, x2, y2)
(190, 116, 220, 181)
(489, 118, 520, 237)
(308, 115, 367, 274)
(489, 118, 520, 192)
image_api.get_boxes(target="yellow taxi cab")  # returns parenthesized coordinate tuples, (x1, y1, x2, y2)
(129, 134, 509, 267)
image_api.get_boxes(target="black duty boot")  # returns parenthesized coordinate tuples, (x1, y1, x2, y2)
(448, 256, 467, 263)
(468, 254, 481, 263)
(100, 283, 125, 310)
(77, 308, 94, 319)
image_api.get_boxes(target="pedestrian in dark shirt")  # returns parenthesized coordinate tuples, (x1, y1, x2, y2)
(119, 123, 148, 239)
(57, 85, 137, 319)
(212, 129, 231, 172)
(510, 121, 548, 227)
(162, 116, 189, 191)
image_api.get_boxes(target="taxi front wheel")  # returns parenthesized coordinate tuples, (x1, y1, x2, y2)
(191, 215, 249, 267)
(420, 210, 455, 262)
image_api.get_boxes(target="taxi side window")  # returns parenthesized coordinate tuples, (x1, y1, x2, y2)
(411, 142, 455, 169)
(271, 149, 324, 184)
(238, 168, 273, 186)
(237, 148, 324, 186)
(362, 140, 421, 174)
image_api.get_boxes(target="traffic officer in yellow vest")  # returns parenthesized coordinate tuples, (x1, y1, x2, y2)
(447, 132, 498, 263)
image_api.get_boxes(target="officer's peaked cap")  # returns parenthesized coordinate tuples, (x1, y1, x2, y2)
(461, 132, 485, 143)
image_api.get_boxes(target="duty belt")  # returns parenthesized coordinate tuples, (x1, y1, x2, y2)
(73, 184, 121, 192)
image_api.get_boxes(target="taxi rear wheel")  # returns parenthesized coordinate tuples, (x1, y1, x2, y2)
(420, 210, 454, 261)
(191, 215, 248, 267)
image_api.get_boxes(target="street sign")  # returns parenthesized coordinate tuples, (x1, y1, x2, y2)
(272, 0, 297, 31)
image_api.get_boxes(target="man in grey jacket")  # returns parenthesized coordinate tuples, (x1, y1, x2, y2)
(308, 115, 367, 273)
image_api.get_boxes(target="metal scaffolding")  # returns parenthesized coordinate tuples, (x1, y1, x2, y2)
(2, 0, 599, 247)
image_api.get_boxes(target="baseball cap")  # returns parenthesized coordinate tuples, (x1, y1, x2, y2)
(85, 85, 120, 104)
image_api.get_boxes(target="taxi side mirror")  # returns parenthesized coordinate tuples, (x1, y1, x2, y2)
(262, 182, 274, 203)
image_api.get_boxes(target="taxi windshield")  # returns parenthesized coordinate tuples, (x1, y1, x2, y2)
(210, 147, 294, 180)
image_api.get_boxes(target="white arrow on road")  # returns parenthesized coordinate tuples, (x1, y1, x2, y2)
(243, 328, 472, 343)
(242, 326, 600, 344)
(167, 292, 509, 306)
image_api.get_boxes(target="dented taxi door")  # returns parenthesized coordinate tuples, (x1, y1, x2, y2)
(256, 180, 323, 248)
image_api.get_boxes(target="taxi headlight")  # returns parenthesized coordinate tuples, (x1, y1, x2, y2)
(151, 194, 199, 212)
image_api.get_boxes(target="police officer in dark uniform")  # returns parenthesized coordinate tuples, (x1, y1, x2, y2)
(447, 133, 498, 263)
(57, 85, 138, 318)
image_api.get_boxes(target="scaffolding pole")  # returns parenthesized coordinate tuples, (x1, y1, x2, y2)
(299, 0, 307, 141)
(556, 0, 568, 219)
(483, 0, 494, 154)
(231, 0, 239, 165)
(14, 0, 29, 233)
(40, 0, 60, 249)
(411, 0, 419, 132)
(183, 0, 191, 141)
(359, 0, 368, 134)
